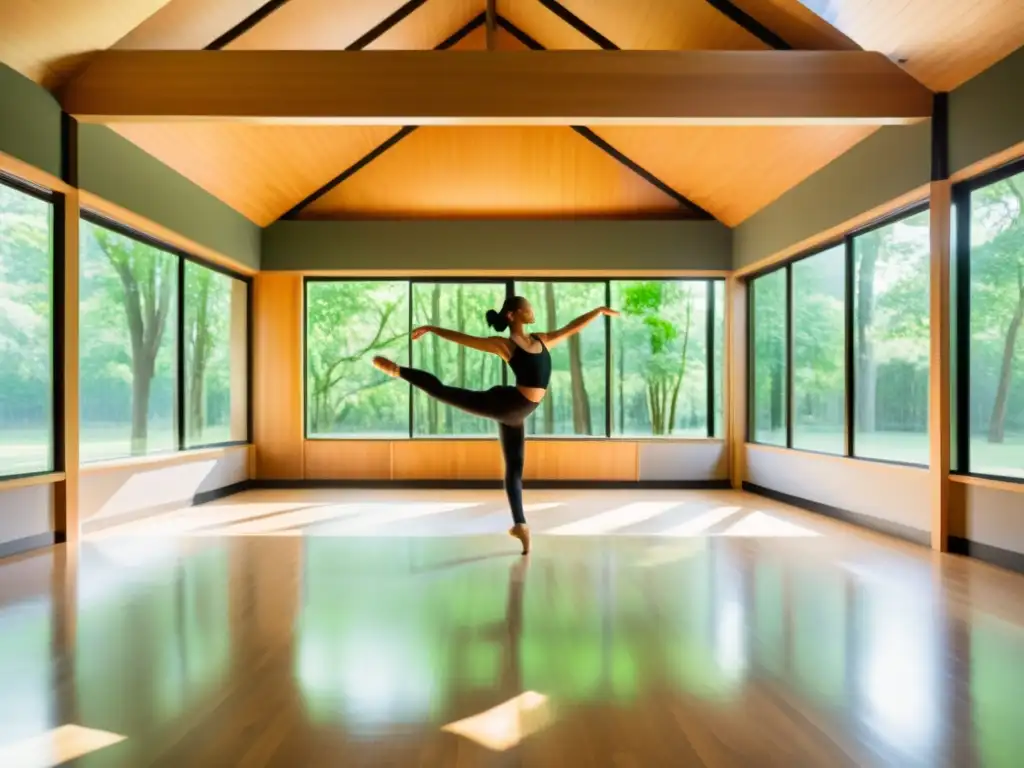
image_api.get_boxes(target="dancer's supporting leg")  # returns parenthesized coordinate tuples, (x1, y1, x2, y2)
(499, 422, 530, 555)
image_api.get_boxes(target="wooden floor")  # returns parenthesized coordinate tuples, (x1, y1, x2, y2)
(1, 489, 1023, 767)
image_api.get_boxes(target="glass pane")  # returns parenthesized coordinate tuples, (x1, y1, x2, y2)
(411, 282, 505, 437)
(79, 220, 177, 462)
(853, 210, 930, 465)
(184, 262, 248, 447)
(713, 280, 725, 438)
(792, 246, 846, 455)
(516, 281, 606, 436)
(751, 270, 787, 445)
(611, 281, 708, 437)
(0, 183, 53, 476)
(305, 281, 409, 437)
(969, 171, 1024, 479)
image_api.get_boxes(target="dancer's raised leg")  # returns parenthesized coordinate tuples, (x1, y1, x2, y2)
(373, 356, 498, 420)
(500, 422, 530, 555)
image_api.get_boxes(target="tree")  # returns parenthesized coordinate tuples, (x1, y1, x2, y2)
(543, 283, 556, 433)
(91, 228, 175, 455)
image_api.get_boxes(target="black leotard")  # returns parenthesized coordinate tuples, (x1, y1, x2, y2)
(507, 335, 551, 389)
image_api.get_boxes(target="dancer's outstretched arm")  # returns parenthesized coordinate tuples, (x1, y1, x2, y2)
(537, 306, 619, 349)
(411, 325, 512, 360)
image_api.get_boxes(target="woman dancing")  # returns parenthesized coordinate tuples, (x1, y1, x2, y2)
(372, 296, 618, 554)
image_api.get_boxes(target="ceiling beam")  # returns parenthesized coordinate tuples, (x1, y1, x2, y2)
(703, 0, 792, 50)
(61, 50, 933, 125)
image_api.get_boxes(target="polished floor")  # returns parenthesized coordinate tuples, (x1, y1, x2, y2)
(2, 489, 1024, 766)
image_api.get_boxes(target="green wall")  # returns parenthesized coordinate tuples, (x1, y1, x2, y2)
(0, 62, 260, 270)
(262, 219, 732, 272)
(78, 125, 260, 270)
(950, 44, 1024, 174)
(0, 63, 62, 179)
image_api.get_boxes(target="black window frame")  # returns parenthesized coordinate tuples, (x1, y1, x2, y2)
(745, 201, 931, 468)
(951, 156, 1024, 485)
(79, 210, 253, 457)
(0, 172, 61, 481)
(302, 275, 726, 441)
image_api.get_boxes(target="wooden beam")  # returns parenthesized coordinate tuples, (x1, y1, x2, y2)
(54, 188, 80, 546)
(60, 50, 933, 125)
(930, 93, 951, 552)
(486, 0, 496, 50)
(727, 276, 747, 490)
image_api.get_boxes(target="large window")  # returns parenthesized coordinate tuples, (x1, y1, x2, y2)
(750, 269, 787, 446)
(184, 261, 249, 447)
(791, 245, 845, 455)
(748, 206, 931, 465)
(80, 216, 250, 462)
(961, 167, 1024, 480)
(0, 178, 54, 477)
(305, 278, 725, 439)
(854, 210, 930, 464)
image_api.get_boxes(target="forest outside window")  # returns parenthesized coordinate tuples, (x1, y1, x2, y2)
(961, 166, 1024, 480)
(304, 278, 725, 440)
(79, 215, 250, 462)
(0, 178, 54, 478)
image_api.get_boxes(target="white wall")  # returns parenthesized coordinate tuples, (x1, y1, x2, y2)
(745, 445, 931, 541)
(79, 446, 249, 533)
(639, 441, 727, 482)
(963, 485, 1024, 555)
(0, 484, 53, 549)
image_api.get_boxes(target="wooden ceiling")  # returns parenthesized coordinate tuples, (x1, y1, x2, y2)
(2, 0, 1023, 226)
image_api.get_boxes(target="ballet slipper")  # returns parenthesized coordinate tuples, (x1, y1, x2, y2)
(372, 356, 400, 378)
(509, 524, 531, 555)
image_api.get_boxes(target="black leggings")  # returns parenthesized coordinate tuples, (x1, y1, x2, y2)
(399, 367, 539, 525)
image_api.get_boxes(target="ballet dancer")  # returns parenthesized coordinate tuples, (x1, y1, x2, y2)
(372, 296, 618, 554)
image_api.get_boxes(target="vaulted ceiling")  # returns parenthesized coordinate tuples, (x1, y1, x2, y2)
(1, 0, 1022, 227)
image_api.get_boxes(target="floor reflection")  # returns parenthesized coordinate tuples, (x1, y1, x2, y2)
(0, 490, 1022, 766)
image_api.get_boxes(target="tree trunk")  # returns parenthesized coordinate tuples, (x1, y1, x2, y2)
(429, 284, 441, 433)
(130, 353, 154, 455)
(855, 232, 879, 432)
(988, 281, 1024, 443)
(569, 334, 591, 434)
(617, 332, 624, 432)
(187, 276, 211, 441)
(543, 283, 556, 433)
(667, 298, 693, 434)
(456, 285, 466, 388)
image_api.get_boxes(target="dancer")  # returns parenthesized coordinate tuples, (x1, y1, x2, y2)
(372, 296, 618, 554)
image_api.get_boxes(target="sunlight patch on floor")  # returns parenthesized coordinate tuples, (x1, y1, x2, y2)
(441, 691, 553, 751)
(547, 501, 683, 535)
(0, 724, 125, 768)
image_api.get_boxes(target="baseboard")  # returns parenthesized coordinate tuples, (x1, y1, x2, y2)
(249, 478, 731, 490)
(742, 481, 931, 546)
(949, 536, 1024, 575)
(0, 532, 57, 559)
(193, 480, 252, 505)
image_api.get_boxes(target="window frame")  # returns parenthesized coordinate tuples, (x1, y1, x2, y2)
(0, 172, 60, 481)
(951, 156, 1024, 485)
(745, 201, 931, 468)
(79, 210, 253, 457)
(302, 275, 726, 441)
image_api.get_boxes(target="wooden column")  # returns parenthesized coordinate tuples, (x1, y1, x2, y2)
(253, 272, 304, 480)
(727, 276, 747, 490)
(929, 93, 952, 552)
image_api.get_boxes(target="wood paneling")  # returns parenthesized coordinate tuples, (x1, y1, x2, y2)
(54, 189, 80, 544)
(591, 125, 879, 226)
(254, 273, 304, 480)
(497, 0, 601, 49)
(729, 0, 861, 50)
(110, 123, 399, 225)
(304, 441, 393, 480)
(0, 0, 173, 87)
(727, 277, 746, 490)
(62, 51, 934, 125)
(112, 0, 270, 50)
(368, 0, 484, 50)
(300, 125, 682, 218)
(799, 0, 1024, 90)
(392, 441, 505, 480)
(449, 23, 528, 51)
(223, 0, 409, 50)
(525, 441, 637, 481)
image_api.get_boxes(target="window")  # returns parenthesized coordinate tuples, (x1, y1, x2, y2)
(966, 168, 1024, 479)
(612, 280, 709, 436)
(791, 245, 846, 455)
(0, 178, 53, 477)
(853, 210, 930, 464)
(184, 261, 248, 447)
(750, 270, 787, 446)
(80, 219, 178, 461)
(79, 216, 250, 462)
(304, 278, 725, 439)
(411, 282, 505, 437)
(518, 281, 606, 436)
(306, 280, 409, 438)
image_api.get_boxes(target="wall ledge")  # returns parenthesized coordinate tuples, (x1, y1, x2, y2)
(950, 473, 1024, 495)
(80, 444, 250, 476)
(0, 472, 65, 491)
